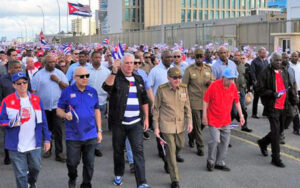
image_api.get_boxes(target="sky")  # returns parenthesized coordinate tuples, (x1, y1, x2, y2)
(0, 0, 99, 41)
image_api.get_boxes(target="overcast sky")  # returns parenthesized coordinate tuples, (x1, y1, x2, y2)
(0, 0, 98, 41)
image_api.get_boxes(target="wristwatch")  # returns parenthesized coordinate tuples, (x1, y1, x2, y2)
(98, 129, 103, 133)
(111, 71, 117, 75)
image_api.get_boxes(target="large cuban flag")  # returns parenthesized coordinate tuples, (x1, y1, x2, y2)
(68, 2, 92, 17)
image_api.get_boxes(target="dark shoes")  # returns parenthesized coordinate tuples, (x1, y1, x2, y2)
(68, 179, 76, 188)
(143, 131, 150, 140)
(129, 163, 135, 174)
(55, 153, 66, 163)
(188, 140, 194, 148)
(257, 140, 268, 157)
(171, 182, 180, 188)
(4, 156, 11, 165)
(214, 165, 231, 171)
(29, 183, 37, 188)
(176, 155, 184, 163)
(252, 115, 260, 119)
(206, 162, 214, 172)
(95, 149, 103, 157)
(43, 150, 52, 158)
(271, 159, 285, 168)
(164, 162, 170, 174)
(241, 127, 253, 132)
(293, 131, 300, 135)
(197, 149, 204, 156)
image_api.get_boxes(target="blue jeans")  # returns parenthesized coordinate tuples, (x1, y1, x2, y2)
(96, 104, 107, 150)
(9, 148, 42, 188)
(125, 138, 134, 164)
(66, 138, 97, 188)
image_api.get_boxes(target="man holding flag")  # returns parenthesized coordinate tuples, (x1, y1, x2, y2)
(153, 67, 193, 188)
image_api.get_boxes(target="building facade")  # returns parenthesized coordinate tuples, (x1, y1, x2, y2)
(71, 18, 96, 36)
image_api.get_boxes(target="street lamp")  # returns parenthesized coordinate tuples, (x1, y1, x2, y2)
(56, 0, 61, 33)
(37, 5, 45, 34)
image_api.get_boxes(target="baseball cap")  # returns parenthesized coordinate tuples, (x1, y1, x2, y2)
(168, 67, 182, 77)
(222, 67, 237, 79)
(12, 72, 28, 83)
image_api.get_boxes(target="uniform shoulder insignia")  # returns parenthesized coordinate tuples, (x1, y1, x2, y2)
(180, 83, 187, 88)
(204, 64, 212, 69)
(159, 83, 168, 89)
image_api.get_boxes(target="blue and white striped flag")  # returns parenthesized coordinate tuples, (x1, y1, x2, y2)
(112, 43, 124, 60)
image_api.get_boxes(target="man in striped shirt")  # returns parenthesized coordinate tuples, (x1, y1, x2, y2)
(103, 53, 151, 188)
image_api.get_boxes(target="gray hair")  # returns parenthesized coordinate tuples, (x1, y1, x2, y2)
(258, 47, 266, 53)
(270, 52, 281, 63)
(172, 50, 182, 56)
(42, 54, 55, 65)
(121, 53, 135, 63)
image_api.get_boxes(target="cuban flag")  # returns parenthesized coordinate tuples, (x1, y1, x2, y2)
(68, 2, 92, 17)
(39, 31, 47, 45)
(102, 38, 109, 45)
(63, 44, 72, 55)
(158, 136, 168, 156)
(112, 43, 124, 60)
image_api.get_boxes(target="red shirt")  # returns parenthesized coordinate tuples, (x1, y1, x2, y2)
(274, 70, 286, 109)
(204, 79, 239, 128)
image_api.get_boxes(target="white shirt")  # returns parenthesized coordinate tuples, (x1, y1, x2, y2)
(290, 62, 300, 91)
(18, 97, 37, 152)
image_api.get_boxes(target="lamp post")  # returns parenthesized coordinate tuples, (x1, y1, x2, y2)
(37, 5, 45, 33)
(56, 0, 61, 33)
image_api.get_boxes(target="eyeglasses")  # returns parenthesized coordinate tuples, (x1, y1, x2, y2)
(173, 56, 181, 58)
(134, 61, 142, 65)
(76, 74, 90, 79)
(107, 54, 112, 56)
(195, 54, 203, 59)
(15, 81, 28, 86)
(144, 56, 151, 59)
(171, 76, 182, 80)
(74, 53, 79, 55)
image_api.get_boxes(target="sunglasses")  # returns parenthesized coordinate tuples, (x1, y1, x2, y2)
(171, 76, 182, 80)
(134, 61, 142, 65)
(195, 54, 203, 59)
(144, 56, 151, 59)
(74, 53, 79, 55)
(76, 74, 90, 79)
(174, 56, 181, 58)
(15, 81, 28, 86)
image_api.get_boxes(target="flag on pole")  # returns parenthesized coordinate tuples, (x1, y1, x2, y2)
(102, 38, 109, 45)
(112, 43, 124, 60)
(63, 44, 72, 55)
(39, 31, 47, 45)
(158, 136, 168, 156)
(68, 2, 92, 17)
(69, 105, 79, 123)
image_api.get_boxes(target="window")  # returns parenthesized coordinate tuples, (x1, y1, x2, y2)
(187, 0, 191, 8)
(193, 0, 197, 8)
(187, 10, 191, 21)
(237, 11, 240, 17)
(232, 0, 235, 9)
(241, 0, 245, 9)
(210, 11, 214, 20)
(225, 11, 229, 18)
(204, 10, 208, 19)
(125, 8, 130, 22)
(251, 1, 255, 9)
(198, 0, 202, 8)
(237, 0, 240, 9)
(132, 0, 136, 6)
(241, 11, 245, 16)
(247, 0, 250, 9)
(210, 0, 214, 8)
(199, 10, 203, 20)
(220, 11, 224, 18)
(181, 0, 185, 7)
(181, 9, 185, 22)
(193, 10, 197, 20)
(281, 39, 291, 53)
(227, 0, 230, 9)
(216, 0, 219, 9)
(204, 0, 208, 8)
(125, 0, 129, 6)
(215, 11, 219, 19)
(257, 0, 260, 8)
(131, 8, 136, 22)
(261, 0, 265, 7)
(231, 11, 235, 18)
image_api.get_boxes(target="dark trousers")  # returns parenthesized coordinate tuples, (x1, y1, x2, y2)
(252, 91, 260, 116)
(66, 138, 97, 188)
(259, 109, 286, 160)
(112, 121, 146, 187)
(45, 109, 63, 155)
(293, 91, 300, 132)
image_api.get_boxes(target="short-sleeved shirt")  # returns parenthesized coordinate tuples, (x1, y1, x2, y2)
(204, 79, 239, 128)
(212, 58, 238, 79)
(136, 69, 151, 90)
(172, 61, 189, 75)
(87, 65, 111, 105)
(148, 62, 172, 95)
(66, 62, 92, 84)
(31, 68, 68, 110)
(290, 62, 300, 91)
(57, 84, 99, 141)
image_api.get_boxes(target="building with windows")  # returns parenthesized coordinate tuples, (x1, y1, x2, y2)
(71, 18, 96, 36)
(268, 0, 287, 13)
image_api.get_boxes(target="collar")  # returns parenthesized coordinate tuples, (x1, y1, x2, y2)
(15, 91, 31, 99)
(71, 83, 90, 92)
(274, 69, 281, 74)
(168, 82, 179, 90)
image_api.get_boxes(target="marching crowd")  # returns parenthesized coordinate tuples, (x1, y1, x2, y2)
(0, 44, 300, 188)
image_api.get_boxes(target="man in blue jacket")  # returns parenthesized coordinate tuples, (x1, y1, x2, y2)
(0, 72, 51, 188)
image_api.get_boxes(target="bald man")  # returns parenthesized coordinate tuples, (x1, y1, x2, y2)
(57, 67, 102, 188)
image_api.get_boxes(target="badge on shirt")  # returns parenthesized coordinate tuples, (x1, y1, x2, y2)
(88, 93, 93, 98)
(205, 72, 211, 77)
(70, 93, 76, 98)
(180, 93, 187, 101)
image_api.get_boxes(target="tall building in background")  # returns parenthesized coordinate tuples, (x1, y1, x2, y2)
(71, 18, 96, 36)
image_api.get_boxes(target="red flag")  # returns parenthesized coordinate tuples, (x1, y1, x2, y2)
(68, 3, 78, 15)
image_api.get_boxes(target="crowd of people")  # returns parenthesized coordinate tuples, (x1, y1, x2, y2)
(0, 43, 299, 188)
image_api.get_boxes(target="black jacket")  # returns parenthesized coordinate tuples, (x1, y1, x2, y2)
(250, 57, 269, 84)
(102, 70, 149, 126)
(256, 65, 299, 116)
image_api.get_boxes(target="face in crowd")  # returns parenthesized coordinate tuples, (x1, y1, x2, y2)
(74, 67, 89, 88)
(121, 54, 134, 76)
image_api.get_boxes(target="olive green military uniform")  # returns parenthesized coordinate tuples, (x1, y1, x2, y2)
(153, 68, 192, 183)
(182, 63, 214, 152)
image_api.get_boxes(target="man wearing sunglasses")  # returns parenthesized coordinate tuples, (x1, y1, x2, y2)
(153, 67, 193, 188)
(57, 67, 102, 188)
(182, 48, 214, 156)
(0, 72, 51, 188)
(172, 50, 188, 75)
(140, 52, 154, 74)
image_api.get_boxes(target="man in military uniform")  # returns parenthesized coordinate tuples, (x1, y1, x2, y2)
(153, 67, 193, 188)
(182, 48, 214, 156)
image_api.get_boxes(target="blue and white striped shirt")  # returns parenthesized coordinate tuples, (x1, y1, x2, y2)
(122, 76, 141, 125)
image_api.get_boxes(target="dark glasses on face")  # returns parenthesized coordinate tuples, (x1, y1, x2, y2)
(144, 56, 151, 59)
(134, 61, 142, 65)
(174, 56, 181, 58)
(76, 74, 90, 79)
(15, 81, 28, 86)
(74, 53, 79, 55)
(172, 76, 182, 80)
(195, 54, 203, 59)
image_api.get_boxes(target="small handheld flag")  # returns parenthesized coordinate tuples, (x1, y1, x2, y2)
(158, 136, 168, 156)
(69, 105, 79, 123)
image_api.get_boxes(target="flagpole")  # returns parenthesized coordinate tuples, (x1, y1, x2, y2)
(56, 0, 61, 33)
(161, 0, 164, 44)
(67, 3, 69, 34)
(89, 0, 91, 44)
